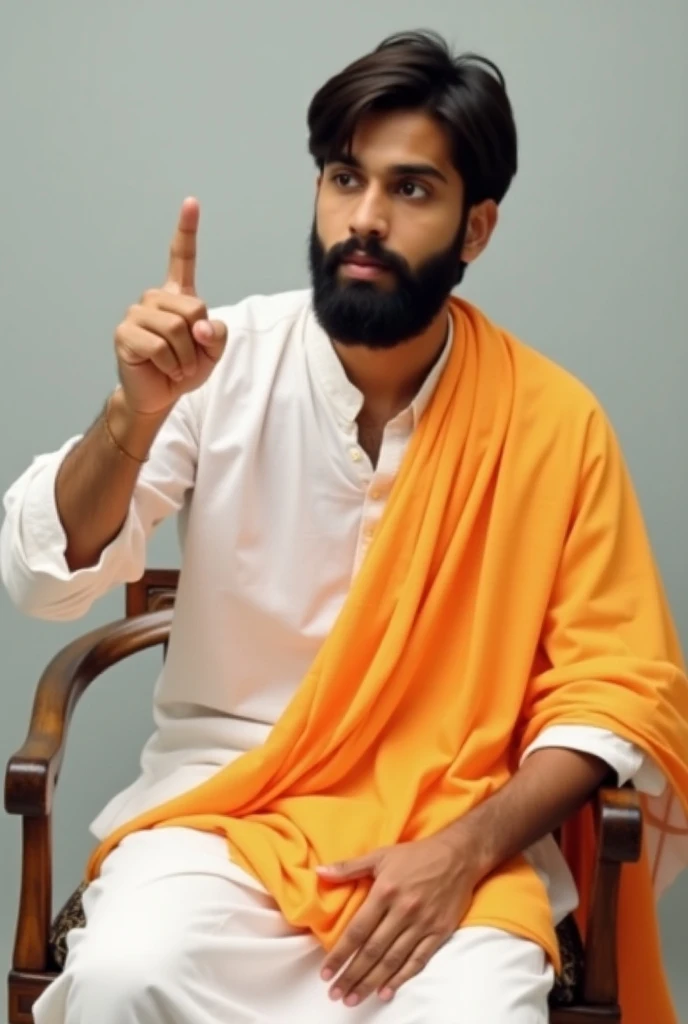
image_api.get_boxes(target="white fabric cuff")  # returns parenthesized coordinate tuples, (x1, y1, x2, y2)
(521, 725, 666, 797)
(18, 438, 141, 580)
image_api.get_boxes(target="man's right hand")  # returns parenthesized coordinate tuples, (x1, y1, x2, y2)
(114, 197, 228, 416)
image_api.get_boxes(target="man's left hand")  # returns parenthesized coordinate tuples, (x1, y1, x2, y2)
(316, 834, 479, 1007)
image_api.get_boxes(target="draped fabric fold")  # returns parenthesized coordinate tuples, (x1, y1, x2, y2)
(87, 298, 688, 1024)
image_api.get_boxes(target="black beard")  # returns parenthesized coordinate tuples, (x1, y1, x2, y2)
(308, 220, 467, 349)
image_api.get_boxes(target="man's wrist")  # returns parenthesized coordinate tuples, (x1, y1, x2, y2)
(106, 387, 170, 462)
(437, 815, 497, 882)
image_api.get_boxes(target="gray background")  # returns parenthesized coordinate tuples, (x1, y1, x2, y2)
(1, 0, 686, 1016)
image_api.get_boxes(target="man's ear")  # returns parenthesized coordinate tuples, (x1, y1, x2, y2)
(461, 200, 499, 265)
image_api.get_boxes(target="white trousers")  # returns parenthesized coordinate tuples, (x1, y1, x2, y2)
(35, 828, 554, 1024)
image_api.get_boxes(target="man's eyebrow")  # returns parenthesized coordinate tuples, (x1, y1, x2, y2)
(326, 153, 449, 185)
(327, 152, 362, 169)
(391, 163, 449, 185)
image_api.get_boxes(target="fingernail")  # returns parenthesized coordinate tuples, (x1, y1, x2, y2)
(329, 987, 343, 1001)
(379, 987, 393, 1001)
(321, 968, 333, 981)
(195, 320, 213, 342)
(345, 994, 360, 1007)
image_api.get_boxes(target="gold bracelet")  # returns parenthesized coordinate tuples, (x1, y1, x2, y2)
(103, 394, 150, 464)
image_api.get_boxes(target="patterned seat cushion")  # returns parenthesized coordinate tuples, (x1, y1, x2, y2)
(49, 882, 584, 1007)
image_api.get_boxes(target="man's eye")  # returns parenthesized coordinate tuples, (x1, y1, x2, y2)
(398, 181, 429, 200)
(333, 173, 358, 189)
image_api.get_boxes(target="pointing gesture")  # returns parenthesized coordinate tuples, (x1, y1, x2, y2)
(165, 196, 200, 296)
(114, 197, 228, 415)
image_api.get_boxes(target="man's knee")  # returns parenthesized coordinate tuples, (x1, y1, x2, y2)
(62, 921, 189, 1016)
(388, 927, 554, 1024)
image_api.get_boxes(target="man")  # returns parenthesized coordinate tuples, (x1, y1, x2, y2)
(2, 29, 687, 1024)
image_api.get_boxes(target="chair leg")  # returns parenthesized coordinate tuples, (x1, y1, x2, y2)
(8, 969, 56, 1024)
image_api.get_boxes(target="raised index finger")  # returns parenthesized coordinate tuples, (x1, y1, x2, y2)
(165, 196, 200, 294)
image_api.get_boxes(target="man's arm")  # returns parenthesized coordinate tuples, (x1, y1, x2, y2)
(440, 746, 611, 875)
(59, 198, 227, 571)
(317, 747, 610, 1007)
(0, 393, 198, 621)
(1, 198, 228, 618)
(56, 388, 168, 571)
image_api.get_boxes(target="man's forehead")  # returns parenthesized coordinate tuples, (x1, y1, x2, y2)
(345, 110, 455, 174)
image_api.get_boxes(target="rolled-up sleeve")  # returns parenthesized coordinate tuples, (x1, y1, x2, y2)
(521, 724, 667, 796)
(1, 392, 199, 621)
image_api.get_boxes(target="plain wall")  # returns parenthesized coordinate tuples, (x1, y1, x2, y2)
(1, 0, 686, 1015)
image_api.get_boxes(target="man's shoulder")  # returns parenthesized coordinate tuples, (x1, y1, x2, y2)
(209, 288, 312, 340)
(465, 300, 604, 427)
(191, 289, 313, 417)
(507, 330, 606, 426)
(495, 324, 618, 465)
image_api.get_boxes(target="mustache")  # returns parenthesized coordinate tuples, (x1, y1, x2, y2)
(323, 236, 411, 277)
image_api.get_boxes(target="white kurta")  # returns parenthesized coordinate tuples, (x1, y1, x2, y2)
(1, 289, 666, 1022)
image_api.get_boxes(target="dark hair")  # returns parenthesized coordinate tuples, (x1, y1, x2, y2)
(307, 30, 517, 209)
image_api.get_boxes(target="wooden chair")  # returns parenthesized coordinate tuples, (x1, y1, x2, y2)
(5, 569, 643, 1023)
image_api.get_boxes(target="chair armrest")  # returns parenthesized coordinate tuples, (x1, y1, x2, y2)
(582, 784, 642, 1005)
(594, 783, 643, 863)
(4, 609, 172, 818)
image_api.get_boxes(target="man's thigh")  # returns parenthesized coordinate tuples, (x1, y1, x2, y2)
(34, 828, 310, 1023)
(359, 925, 554, 1024)
(34, 828, 553, 1024)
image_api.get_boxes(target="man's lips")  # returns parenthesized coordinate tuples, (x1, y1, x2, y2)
(342, 252, 388, 268)
(340, 253, 391, 278)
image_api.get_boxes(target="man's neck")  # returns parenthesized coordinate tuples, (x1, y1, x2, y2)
(332, 304, 451, 421)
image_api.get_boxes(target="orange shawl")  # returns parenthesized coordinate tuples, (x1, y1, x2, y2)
(88, 298, 688, 1023)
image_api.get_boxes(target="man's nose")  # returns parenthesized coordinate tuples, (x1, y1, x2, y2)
(348, 185, 390, 241)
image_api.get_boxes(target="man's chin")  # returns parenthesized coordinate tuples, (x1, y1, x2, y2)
(334, 270, 397, 294)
